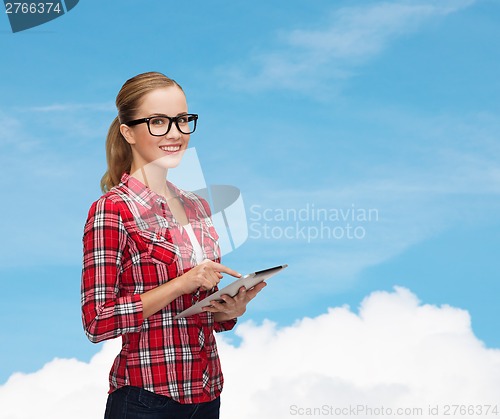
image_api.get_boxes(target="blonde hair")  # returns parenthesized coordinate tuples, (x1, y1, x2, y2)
(100, 72, 183, 192)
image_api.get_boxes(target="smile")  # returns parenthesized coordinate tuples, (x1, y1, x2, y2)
(159, 145, 181, 152)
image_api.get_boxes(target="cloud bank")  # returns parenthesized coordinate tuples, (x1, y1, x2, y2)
(219, 286, 500, 418)
(1, 286, 499, 418)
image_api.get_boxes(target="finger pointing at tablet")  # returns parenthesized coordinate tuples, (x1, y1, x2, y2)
(176, 260, 242, 295)
(203, 260, 242, 279)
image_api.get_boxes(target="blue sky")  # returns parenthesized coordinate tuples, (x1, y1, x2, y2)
(1, 0, 499, 389)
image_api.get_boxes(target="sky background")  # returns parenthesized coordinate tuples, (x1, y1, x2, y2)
(1, 0, 499, 417)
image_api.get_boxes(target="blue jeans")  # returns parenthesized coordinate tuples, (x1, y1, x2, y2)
(104, 386, 220, 419)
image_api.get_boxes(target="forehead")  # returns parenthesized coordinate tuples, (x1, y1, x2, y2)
(138, 86, 187, 115)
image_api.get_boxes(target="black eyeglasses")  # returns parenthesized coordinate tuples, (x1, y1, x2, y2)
(125, 113, 198, 136)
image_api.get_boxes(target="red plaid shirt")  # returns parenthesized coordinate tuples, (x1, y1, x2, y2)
(81, 173, 236, 403)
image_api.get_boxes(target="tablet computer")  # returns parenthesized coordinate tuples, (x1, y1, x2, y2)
(174, 264, 288, 319)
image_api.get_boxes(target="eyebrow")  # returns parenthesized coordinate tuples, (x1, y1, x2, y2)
(149, 112, 188, 118)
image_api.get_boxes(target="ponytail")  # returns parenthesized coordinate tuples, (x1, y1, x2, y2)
(100, 117, 132, 193)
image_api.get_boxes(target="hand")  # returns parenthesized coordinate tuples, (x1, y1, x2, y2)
(202, 281, 268, 321)
(174, 260, 241, 296)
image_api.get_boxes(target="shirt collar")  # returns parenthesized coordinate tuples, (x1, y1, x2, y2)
(117, 172, 200, 216)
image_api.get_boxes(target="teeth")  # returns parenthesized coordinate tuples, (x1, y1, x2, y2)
(160, 145, 180, 152)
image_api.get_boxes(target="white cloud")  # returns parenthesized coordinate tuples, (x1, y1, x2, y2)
(0, 341, 117, 419)
(1, 287, 499, 419)
(220, 286, 500, 418)
(221, 0, 476, 93)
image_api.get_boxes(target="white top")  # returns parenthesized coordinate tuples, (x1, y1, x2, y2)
(183, 224, 204, 264)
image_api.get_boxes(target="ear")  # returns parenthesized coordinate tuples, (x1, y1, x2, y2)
(120, 123, 136, 145)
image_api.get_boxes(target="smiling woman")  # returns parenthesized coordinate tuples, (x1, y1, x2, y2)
(81, 72, 266, 419)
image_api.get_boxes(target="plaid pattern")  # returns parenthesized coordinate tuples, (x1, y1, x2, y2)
(81, 173, 236, 404)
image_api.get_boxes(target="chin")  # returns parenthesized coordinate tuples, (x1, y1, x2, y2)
(153, 150, 186, 169)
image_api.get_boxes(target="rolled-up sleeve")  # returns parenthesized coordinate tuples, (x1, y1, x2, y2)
(81, 197, 143, 343)
(214, 318, 237, 333)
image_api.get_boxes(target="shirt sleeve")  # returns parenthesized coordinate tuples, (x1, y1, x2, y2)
(81, 197, 143, 343)
(214, 317, 237, 333)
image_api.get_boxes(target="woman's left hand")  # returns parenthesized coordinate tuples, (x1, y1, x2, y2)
(202, 282, 267, 321)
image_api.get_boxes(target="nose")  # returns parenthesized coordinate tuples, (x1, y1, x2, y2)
(166, 121, 183, 140)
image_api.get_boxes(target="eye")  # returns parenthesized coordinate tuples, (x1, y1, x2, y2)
(177, 115, 188, 124)
(150, 117, 167, 126)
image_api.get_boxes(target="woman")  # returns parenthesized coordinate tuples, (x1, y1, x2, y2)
(81, 72, 265, 418)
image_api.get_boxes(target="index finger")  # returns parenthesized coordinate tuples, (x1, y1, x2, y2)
(204, 260, 242, 278)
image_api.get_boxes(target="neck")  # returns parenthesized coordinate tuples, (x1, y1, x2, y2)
(130, 163, 171, 198)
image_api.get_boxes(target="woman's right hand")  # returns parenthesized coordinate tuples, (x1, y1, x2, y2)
(174, 260, 241, 296)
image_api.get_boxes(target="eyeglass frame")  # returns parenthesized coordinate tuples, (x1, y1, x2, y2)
(124, 113, 199, 136)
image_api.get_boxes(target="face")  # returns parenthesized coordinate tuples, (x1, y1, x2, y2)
(120, 86, 190, 170)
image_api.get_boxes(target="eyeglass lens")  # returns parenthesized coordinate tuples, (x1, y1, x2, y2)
(148, 115, 196, 135)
